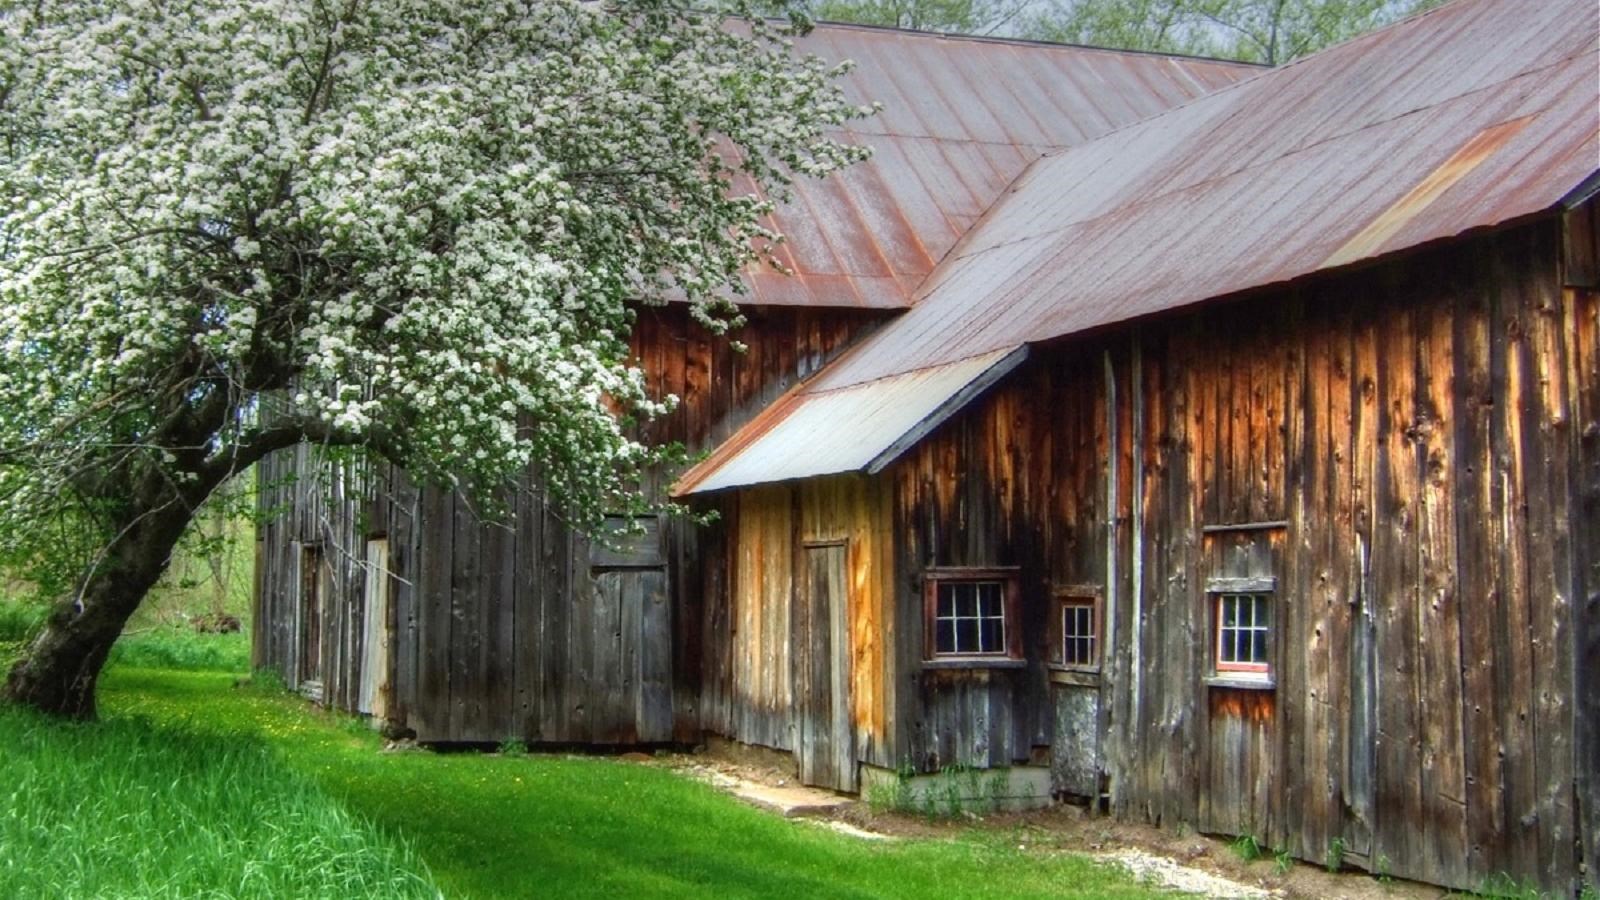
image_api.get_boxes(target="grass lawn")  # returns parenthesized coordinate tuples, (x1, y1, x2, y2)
(3, 645, 1176, 899)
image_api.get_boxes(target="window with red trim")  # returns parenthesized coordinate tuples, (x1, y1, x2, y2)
(922, 568, 1022, 661)
(1048, 593, 1100, 671)
(1214, 592, 1271, 677)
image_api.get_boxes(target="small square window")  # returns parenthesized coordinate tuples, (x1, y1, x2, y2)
(1215, 593, 1271, 677)
(1048, 592, 1100, 671)
(923, 568, 1021, 661)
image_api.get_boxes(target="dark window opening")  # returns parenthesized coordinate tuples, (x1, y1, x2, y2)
(1059, 599, 1098, 668)
(922, 568, 1022, 662)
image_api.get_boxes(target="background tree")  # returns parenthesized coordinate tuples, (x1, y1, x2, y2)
(0, 0, 869, 718)
(1024, 0, 1448, 64)
(749, 0, 1029, 35)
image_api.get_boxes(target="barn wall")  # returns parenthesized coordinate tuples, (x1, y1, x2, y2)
(253, 304, 887, 745)
(799, 476, 894, 769)
(1563, 199, 1600, 896)
(698, 475, 894, 786)
(865, 215, 1587, 893)
(253, 444, 375, 713)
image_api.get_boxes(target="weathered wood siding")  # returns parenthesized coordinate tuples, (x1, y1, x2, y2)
(866, 214, 1592, 892)
(1564, 199, 1600, 898)
(254, 304, 884, 746)
(254, 446, 376, 713)
(697, 476, 894, 785)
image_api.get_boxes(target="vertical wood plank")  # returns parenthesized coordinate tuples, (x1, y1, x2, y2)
(1455, 244, 1505, 880)
(416, 485, 453, 741)
(1416, 279, 1468, 887)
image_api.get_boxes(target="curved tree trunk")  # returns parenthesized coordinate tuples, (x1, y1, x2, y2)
(3, 491, 197, 719)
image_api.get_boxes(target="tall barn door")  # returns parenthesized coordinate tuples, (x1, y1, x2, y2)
(590, 566, 672, 743)
(1200, 529, 1280, 838)
(297, 544, 327, 691)
(358, 538, 391, 719)
(795, 542, 855, 791)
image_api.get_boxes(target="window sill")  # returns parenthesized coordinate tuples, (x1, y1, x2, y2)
(1205, 674, 1276, 691)
(1048, 667, 1101, 687)
(923, 657, 1027, 670)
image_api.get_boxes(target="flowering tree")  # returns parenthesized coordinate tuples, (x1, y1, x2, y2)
(0, 0, 868, 717)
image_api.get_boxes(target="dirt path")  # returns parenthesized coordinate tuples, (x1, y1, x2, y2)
(661, 748, 1448, 900)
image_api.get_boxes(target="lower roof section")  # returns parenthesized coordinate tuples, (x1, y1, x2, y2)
(673, 345, 1027, 495)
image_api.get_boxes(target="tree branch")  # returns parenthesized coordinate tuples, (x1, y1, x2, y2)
(199, 416, 398, 484)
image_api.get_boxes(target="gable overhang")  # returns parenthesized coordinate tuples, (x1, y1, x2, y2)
(672, 345, 1027, 496)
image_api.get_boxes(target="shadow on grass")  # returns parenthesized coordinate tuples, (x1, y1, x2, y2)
(93, 666, 1170, 900)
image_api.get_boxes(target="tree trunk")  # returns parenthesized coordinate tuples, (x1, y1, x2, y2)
(3, 492, 197, 720)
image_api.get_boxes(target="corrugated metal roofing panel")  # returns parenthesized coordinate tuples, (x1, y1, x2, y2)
(733, 24, 1261, 310)
(688, 0, 1600, 492)
(676, 347, 1025, 494)
(807, 0, 1599, 384)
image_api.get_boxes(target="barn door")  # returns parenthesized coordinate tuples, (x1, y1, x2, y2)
(591, 567, 672, 743)
(795, 542, 855, 791)
(1200, 529, 1280, 838)
(1050, 588, 1103, 801)
(591, 517, 672, 744)
(298, 544, 328, 693)
(358, 538, 391, 718)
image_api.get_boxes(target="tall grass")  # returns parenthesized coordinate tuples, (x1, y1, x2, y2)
(0, 705, 439, 899)
(0, 598, 44, 640)
(0, 598, 45, 670)
(109, 627, 250, 672)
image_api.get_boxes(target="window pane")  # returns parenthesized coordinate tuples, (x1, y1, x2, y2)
(936, 619, 956, 654)
(981, 583, 1003, 618)
(1255, 597, 1270, 627)
(938, 587, 955, 619)
(956, 617, 978, 653)
(1252, 628, 1268, 663)
(979, 617, 1003, 653)
(1222, 596, 1237, 627)
(952, 583, 971, 618)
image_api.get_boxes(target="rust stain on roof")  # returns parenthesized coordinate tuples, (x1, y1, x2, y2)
(1324, 114, 1537, 269)
(688, 0, 1600, 493)
(736, 24, 1260, 310)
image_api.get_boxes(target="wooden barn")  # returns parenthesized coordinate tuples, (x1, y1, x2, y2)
(252, 26, 1253, 738)
(255, 0, 1599, 893)
(674, 0, 1599, 892)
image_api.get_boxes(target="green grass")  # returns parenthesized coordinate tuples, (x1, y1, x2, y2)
(108, 626, 250, 671)
(0, 597, 45, 642)
(51, 650, 1169, 899)
(0, 701, 435, 899)
(0, 598, 46, 671)
(0, 625, 1173, 899)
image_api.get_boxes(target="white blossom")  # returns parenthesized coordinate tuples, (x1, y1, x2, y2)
(0, 0, 871, 555)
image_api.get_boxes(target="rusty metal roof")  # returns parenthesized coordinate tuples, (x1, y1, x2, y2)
(737, 23, 1260, 309)
(679, 0, 1600, 494)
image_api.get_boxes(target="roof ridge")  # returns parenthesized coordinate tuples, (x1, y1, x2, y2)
(796, 18, 1267, 68)
(1026, 0, 1480, 168)
(947, 46, 1593, 270)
